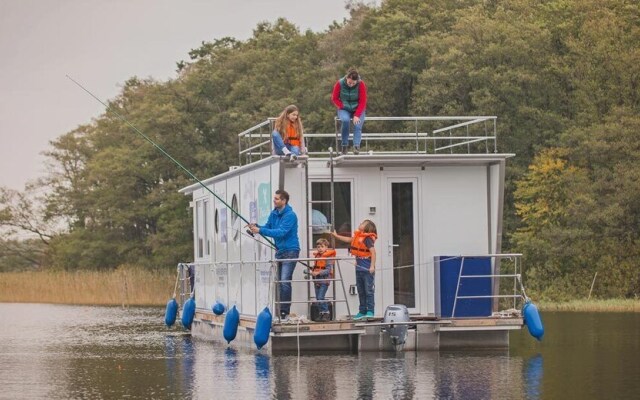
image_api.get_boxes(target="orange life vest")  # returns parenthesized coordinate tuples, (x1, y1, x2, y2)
(284, 123, 301, 147)
(350, 230, 377, 257)
(313, 249, 336, 278)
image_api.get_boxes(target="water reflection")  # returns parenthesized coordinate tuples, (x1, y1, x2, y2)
(1, 304, 639, 399)
(356, 354, 375, 399)
(385, 353, 416, 399)
(254, 353, 271, 398)
(525, 354, 543, 400)
(302, 356, 337, 399)
(272, 356, 293, 400)
(436, 350, 523, 399)
(224, 347, 238, 380)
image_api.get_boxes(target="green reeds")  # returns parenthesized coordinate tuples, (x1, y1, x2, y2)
(537, 299, 640, 312)
(0, 265, 175, 306)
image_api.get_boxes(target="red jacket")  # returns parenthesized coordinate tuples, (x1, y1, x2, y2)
(332, 79, 367, 117)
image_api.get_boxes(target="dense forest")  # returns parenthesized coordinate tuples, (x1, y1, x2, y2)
(1, 0, 638, 300)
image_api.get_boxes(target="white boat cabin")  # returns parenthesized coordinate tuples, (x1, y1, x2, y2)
(180, 116, 518, 318)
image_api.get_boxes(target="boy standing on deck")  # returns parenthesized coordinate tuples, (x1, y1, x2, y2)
(332, 219, 377, 321)
(311, 238, 336, 322)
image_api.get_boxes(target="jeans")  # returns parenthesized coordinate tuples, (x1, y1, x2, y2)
(337, 109, 366, 147)
(276, 250, 299, 316)
(315, 283, 330, 313)
(356, 270, 375, 314)
(272, 132, 300, 156)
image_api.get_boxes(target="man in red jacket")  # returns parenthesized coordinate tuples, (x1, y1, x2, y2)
(332, 68, 367, 155)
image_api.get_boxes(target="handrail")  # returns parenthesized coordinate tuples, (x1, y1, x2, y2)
(237, 120, 271, 137)
(450, 254, 525, 318)
(213, 256, 350, 265)
(432, 117, 494, 134)
(211, 256, 353, 320)
(176, 263, 194, 307)
(237, 115, 499, 165)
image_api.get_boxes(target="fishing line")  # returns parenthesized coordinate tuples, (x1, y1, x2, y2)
(66, 75, 276, 249)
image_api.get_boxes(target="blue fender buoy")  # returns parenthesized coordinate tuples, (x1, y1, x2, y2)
(223, 305, 240, 344)
(181, 297, 196, 330)
(164, 298, 178, 327)
(254, 307, 272, 350)
(212, 302, 225, 315)
(523, 301, 544, 341)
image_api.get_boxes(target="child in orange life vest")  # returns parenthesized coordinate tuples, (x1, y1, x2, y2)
(332, 219, 377, 321)
(272, 104, 306, 156)
(311, 238, 336, 322)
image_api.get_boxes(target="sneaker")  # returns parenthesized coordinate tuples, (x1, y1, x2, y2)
(341, 146, 348, 155)
(281, 147, 291, 156)
(365, 311, 374, 319)
(353, 146, 360, 155)
(353, 312, 366, 321)
(319, 312, 331, 322)
(279, 314, 290, 323)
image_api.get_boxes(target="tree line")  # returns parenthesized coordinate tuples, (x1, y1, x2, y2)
(1, 0, 638, 300)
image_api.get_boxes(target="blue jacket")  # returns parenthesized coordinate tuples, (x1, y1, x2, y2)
(259, 204, 300, 252)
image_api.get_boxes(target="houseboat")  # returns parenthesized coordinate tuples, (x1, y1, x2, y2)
(176, 116, 530, 353)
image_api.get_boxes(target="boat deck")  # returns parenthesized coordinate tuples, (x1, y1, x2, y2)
(193, 311, 523, 353)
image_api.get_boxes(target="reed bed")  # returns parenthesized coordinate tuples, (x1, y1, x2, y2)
(0, 266, 176, 306)
(537, 298, 640, 312)
(2, 268, 639, 311)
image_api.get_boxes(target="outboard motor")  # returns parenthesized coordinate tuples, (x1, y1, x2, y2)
(382, 304, 410, 351)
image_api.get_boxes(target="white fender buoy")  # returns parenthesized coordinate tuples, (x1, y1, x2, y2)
(164, 298, 178, 327)
(523, 301, 544, 341)
(223, 305, 240, 344)
(253, 307, 272, 350)
(181, 297, 196, 330)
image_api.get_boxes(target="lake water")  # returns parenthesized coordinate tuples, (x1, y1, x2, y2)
(0, 303, 638, 399)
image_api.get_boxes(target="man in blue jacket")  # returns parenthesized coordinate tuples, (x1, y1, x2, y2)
(249, 189, 300, 321)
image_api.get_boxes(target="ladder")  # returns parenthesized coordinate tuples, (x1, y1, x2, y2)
(272, 147, 352, 320)
(302, 149, 352, 320)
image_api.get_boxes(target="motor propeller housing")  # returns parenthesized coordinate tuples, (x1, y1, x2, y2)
(383, 304, 410, 350)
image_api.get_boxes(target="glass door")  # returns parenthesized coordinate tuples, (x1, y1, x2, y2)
(389, 179, 418, 308)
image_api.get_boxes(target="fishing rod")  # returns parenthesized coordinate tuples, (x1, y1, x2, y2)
(65, 75, 276, 249)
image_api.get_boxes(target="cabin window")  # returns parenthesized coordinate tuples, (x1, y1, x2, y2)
(214, 208, 219, 235)
(311, 181, 352, 249)
(231, 194, 239, 242)
(203, 199, 210, 256)
(196, 200, 204, 258)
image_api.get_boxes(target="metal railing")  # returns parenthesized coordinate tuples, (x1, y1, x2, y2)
(271, 256, 352, 321)
(176, 263, 194, 306)
(210, 256, 353, 321)
(237, 116, 498, 165)
(450, 254, 525, 318)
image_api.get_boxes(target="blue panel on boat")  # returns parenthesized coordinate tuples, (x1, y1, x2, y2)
(437, 256, 492, 317)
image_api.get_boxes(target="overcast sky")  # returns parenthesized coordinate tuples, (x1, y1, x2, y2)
(0, 0, 359, 190)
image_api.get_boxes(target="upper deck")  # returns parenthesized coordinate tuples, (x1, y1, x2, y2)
(238, 115, 506, 165)
(180, 115, 513, 195)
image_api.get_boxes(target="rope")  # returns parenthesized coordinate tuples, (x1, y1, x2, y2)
(296, 318, 301, 358)
(335, 254, 466, 273)
(172, 265, 181, 298)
